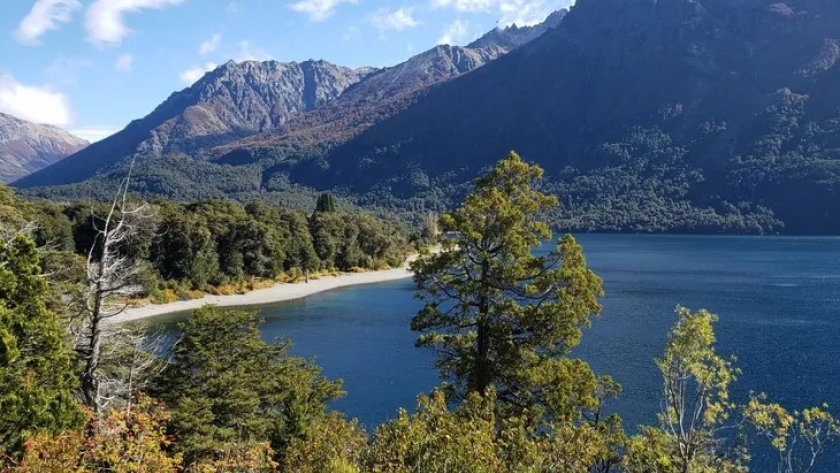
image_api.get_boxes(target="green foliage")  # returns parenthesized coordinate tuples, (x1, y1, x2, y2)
(282, 412, 367, 473)
(0, 234, 84, 461)
(315, 193, 337, 213)
(624, 307, 747, 473)
(0, 185, 409, 295)
(411, 152, 605, 420)
(367, 389, 503, 473)
(151, 306, 344, 466)
(367, 388, 612, 473)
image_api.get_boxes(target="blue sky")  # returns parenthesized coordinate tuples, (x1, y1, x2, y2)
(0, 0, 573, 142)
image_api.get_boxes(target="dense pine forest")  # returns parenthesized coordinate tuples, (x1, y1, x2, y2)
(0, 185, 414, 303)
(1, 153, 838, 472)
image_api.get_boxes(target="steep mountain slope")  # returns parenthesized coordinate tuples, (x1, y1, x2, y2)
(14, 60, 373, 188)
(13, 10, 566, 193)
(0, 113, 87, 183)
(185, 11, 568, 166)
(465, 9, 566, 52)
(276, 0, 840, 233)
(23, 1, 840, 233)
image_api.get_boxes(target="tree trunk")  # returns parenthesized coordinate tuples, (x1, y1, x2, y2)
(81, 290, 103, 412)
(471, 260, 491, 394)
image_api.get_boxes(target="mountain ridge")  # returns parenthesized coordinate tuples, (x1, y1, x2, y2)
(18, 1, 840, 233)
(0, 113, 88, 184)
(14, 11, 564, 190)
(13, 59, 374, 188)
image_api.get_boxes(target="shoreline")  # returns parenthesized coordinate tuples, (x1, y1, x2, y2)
(109, 266, 414, 324)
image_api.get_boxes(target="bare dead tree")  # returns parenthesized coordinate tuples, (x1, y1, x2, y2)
(96, 322, 168, 415)
(77, 164, 149, 412)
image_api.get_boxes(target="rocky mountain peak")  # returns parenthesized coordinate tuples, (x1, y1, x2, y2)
(13, 8, 566, 189)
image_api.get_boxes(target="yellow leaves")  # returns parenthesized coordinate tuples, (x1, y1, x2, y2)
(188, 442, 277, 473)
(657, 306, 737, 428)
(631, 307, 750, 473)
(10, 396, 181, 473)
(744, 394, 840, 465)
(282, 413, 367, 473)
(368, 389, 500, 473)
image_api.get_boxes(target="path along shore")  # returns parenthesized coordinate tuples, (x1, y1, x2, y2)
(108, 258, 422, 324)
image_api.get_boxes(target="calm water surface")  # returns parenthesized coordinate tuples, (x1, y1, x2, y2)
(152, 234, 840, 467)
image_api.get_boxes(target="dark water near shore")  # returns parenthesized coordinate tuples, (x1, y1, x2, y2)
(152, 234, 840, 469)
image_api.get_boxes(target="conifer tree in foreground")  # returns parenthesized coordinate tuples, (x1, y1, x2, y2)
(0, 234, 83, 461)
(410, 151, 608, 421)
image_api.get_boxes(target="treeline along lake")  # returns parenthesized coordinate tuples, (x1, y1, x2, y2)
(150, 234, 840, 469)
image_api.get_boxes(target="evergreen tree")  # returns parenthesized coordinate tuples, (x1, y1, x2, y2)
(0, 234, 83, 460)
(315, 193, 337, 213)
(410, 151, 605, 419)
(152, 306, 343, 466)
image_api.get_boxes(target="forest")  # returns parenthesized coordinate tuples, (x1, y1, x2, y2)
(1, 154, 838, 472)
(0, 185, 414, 305)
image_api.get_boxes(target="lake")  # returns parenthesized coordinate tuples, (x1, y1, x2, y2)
(151, 234, 840, 468)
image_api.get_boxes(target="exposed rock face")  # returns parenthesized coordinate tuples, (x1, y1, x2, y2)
(15, 60, 373, 188)
(139, 59, 375, 154)
(214, 10, 568, 155)
(15, 10, 566, 189)
(466, 9, 567, 52)
(0, 113, 88, 183)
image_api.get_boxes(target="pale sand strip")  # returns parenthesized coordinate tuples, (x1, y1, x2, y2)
(108, 266, 414, 324)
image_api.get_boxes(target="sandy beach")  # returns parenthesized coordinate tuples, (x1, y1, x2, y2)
(108, 266, 414, 324)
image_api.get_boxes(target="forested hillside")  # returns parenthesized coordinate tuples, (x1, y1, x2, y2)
(279, 0, 840, 234)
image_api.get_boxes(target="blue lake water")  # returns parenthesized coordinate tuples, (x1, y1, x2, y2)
(152, 234, 840, 468)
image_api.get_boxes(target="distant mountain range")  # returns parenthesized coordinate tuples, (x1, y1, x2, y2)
(13, 12, 564, 193)
(0, 113, 87, 183)
(13, 60, 375, 188)
(14, 1, 840, 234)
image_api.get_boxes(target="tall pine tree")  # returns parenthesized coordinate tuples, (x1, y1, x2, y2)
(0, 234, 83, 460)
(411, 151, 606, 420)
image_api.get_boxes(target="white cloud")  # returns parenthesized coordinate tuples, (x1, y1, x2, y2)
(69, 127, 118, 142)
(15, 0, 81, 45)
(0, 74, 72, 126)
(289, 0, 358, 22)
(45, 56, 93, 84)
(115, 53, 134, 72)
(235, 41, 272, 62)
(438, 19, 469, 45)
(343, 26, 361, 42)
(199, 33, 221, 55)
(369, 7, 419, 33)
(432, 0, 573, 26)
(179, 62, 217, 85)
(85, 0, 190, 46)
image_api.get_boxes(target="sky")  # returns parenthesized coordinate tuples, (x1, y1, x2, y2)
(0, 0, 575, 143)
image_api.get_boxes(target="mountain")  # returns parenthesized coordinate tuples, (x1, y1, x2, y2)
(216, 10, 568, 156)
(12, 10, 566, 193)
(24, 1, 840, 233)
(0, 113, 88, 183)
(465, 9, 566, 52)
(272, 0, 840, 234)
(14, 60, 374, 188)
